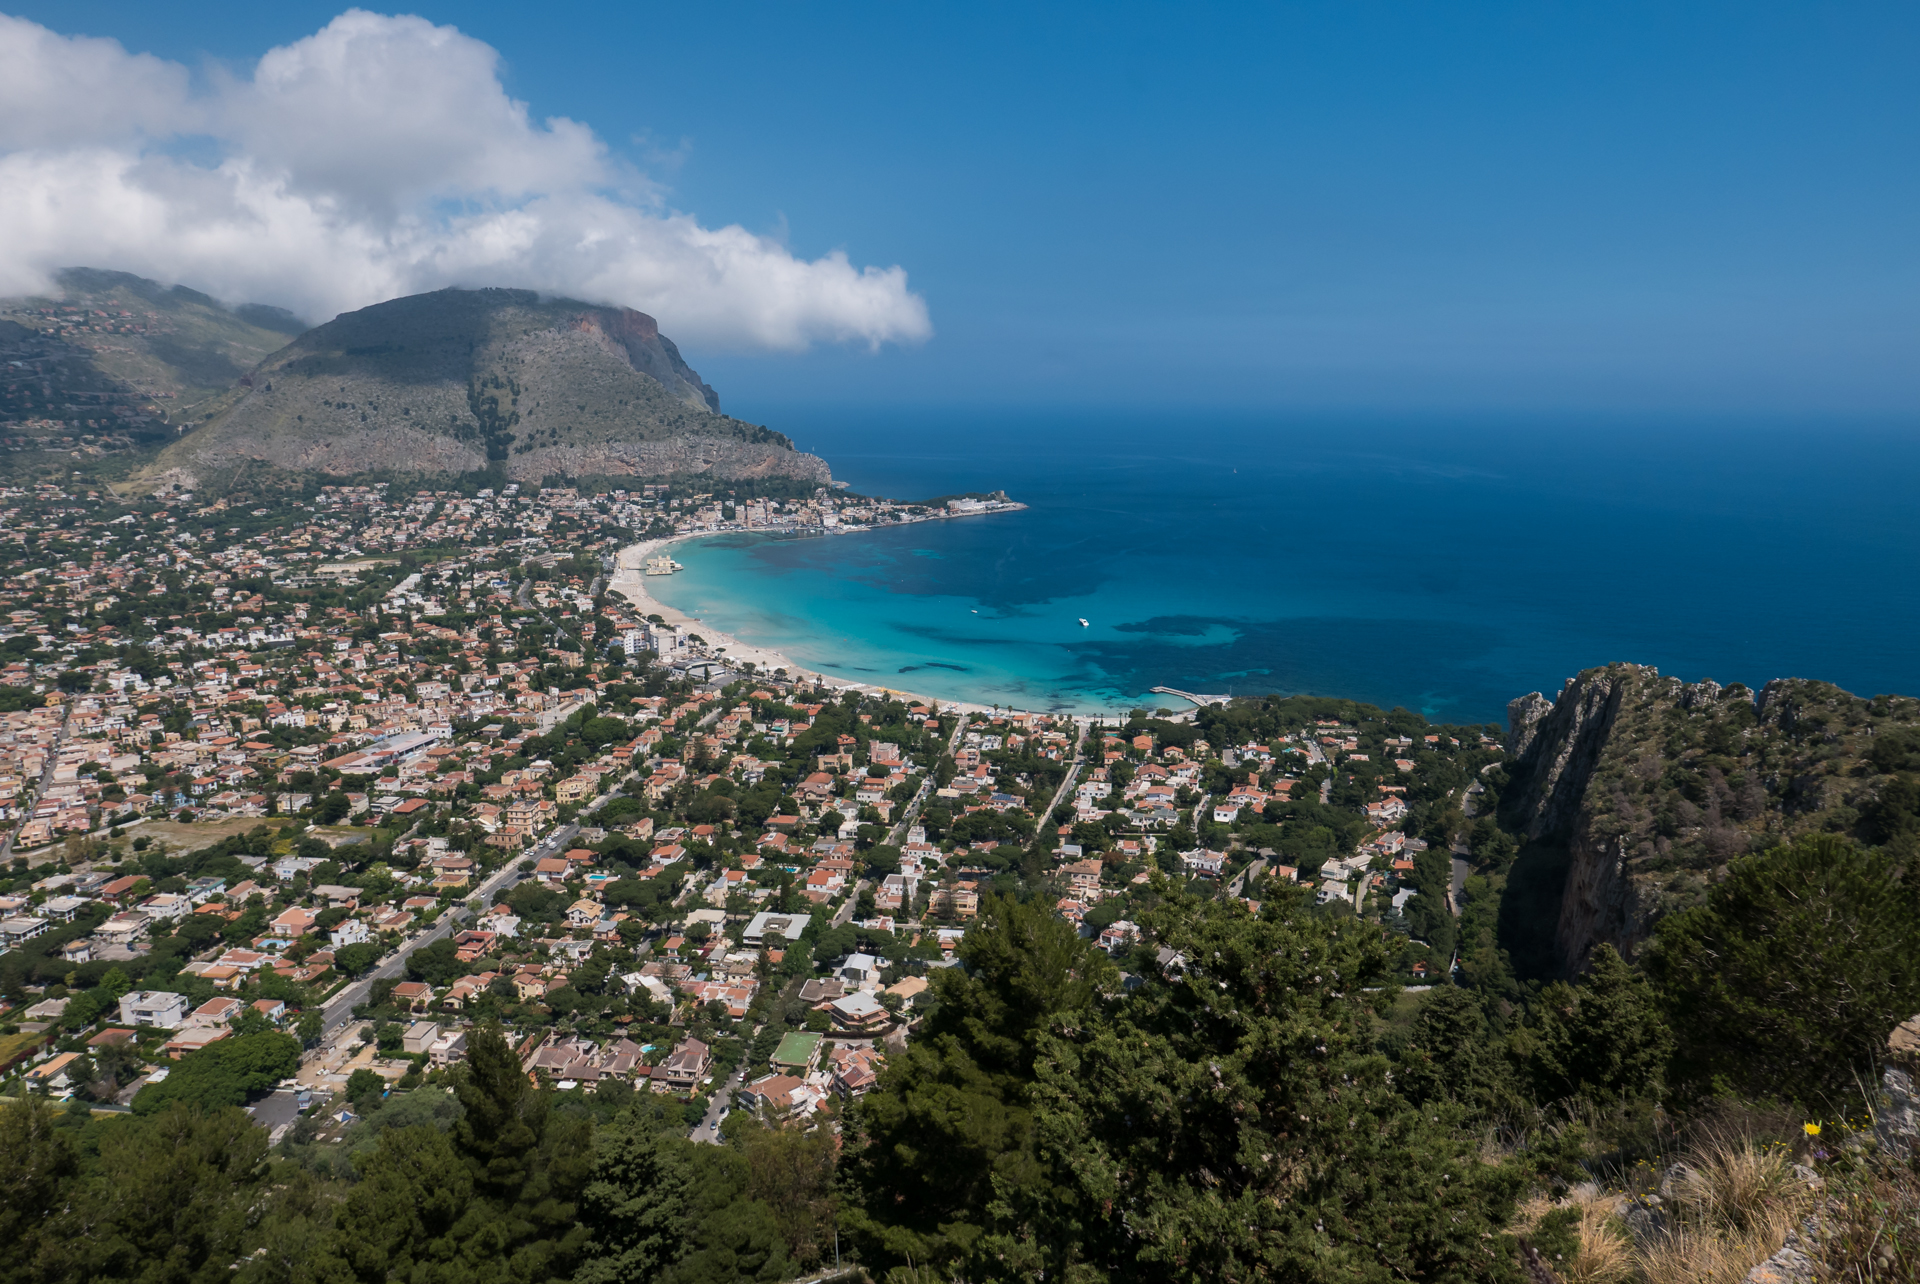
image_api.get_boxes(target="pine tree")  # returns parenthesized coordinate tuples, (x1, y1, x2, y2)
(839, 894, 1117, 1270)
(1020, 889, 1526, 1283)
(1526, 944, 1671, 1105)
(1396, 983, 1523, 1119)
(0, 1096, 78, 1284)
(576, 1107, 688, 1284)
(1644, 834, 1920, 1109)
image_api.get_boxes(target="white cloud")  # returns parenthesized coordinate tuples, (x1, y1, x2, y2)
(0, 8, 931, 351)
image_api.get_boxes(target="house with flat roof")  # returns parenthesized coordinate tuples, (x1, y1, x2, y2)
(119, 989, 187, 1029)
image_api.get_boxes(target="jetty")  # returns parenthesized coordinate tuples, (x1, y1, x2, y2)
(1150, 685, 1229, 707)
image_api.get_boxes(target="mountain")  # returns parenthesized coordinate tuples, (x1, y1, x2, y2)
(1501, 662, 1920, 972)
(0, 268, 305, 451)
(148, 286, 830, 489)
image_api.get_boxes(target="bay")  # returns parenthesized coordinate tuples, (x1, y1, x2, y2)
(645, 410, 1920, 723)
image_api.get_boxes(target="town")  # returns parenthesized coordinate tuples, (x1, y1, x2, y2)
(0, 474, 1499, 1155)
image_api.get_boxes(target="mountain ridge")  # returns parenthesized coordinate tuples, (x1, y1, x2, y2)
(148, 285, 831, 490)
(1500, 662, 1920, 972)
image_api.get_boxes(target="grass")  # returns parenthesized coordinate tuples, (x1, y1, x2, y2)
(1809, 1153, 1920, 1281)
(1513, 1125, 1825, 1284)
(1629, 1133, 1814, 1284)
(0, 1028, 50, 1072)
(1515, 1189, 1635, 1284)
(128, 816, 282, 852)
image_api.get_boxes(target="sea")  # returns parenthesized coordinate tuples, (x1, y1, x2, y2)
(643, 410, 1920, 725)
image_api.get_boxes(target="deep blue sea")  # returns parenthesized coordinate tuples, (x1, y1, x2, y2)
(644, 411, 1920, 724)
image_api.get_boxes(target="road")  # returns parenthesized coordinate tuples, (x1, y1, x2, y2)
(1038, 718, 1091, 828)
(690, 1055, 751, 1144)
(1227, 857, 1267, 899)
(882, 706, 972, 846)
(316, 781, 635, 1034)
(1, 700, 71, 861)
(319, 823, 575, 1033)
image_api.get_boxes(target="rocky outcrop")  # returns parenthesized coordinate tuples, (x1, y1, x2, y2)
(1880, 1014, 1920, 1165)
(1501, 666, 1920, 975)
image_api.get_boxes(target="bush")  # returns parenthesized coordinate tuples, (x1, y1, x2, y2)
(1645, 834, 1920, 1109)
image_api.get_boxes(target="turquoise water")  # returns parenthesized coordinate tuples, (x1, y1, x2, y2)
(647, 411, 1920, 723)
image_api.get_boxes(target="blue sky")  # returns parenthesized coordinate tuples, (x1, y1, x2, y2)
(9, 1, 1919, 415)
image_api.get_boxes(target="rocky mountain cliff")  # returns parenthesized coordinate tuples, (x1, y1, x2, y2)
(148, 286, 830, 488)
(1503, 663, 1920, 973)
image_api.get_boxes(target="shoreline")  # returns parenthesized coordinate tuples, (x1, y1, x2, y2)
(609, 517, 1059, 718)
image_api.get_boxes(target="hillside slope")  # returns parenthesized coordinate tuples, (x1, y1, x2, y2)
(0, 268, 302, 454)
(151, 287, 830, 487)
(1502, 663, 1920, 971)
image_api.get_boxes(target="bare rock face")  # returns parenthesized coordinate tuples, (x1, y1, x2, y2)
(1882, 1014, 1920, 1165)
(148, 286, 827, 488)
(1500, 665, 1920, 974)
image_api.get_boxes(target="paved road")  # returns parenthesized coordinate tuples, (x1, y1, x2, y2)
(1227, 857, 1268, 899)
(1039, 718, 1091, 827)
(690, 1055, 750, 1144)
(316, 778, 639, 1035)
(829, 879, 869, 928)
(1449, 856, 1470, 917)
(881, 707, 971, 846)
(1, 701, 71, 861)
(319, 825, 574, 1033)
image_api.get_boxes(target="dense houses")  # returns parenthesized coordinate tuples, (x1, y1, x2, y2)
(0, 474, 1495, 1140)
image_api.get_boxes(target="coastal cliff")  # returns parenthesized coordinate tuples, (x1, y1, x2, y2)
(1503, 664, 1920, 973)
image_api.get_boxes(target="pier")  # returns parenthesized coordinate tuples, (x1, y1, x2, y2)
(1150, 685, 1229, 707)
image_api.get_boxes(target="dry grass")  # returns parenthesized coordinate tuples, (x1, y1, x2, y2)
(1634, 1203, 1798, 1284)
(1631, 1133, 1813, 1284)
(1663, 1134, 1806, 1233)
(1515, 1189, 1636, 1284)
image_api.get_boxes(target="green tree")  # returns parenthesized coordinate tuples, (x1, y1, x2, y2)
(1644, 834, 1920, 1109)
(840, 894, 1118, 1271)
(1395, 984, 1522, 1120)
(1524, 944, 1671, 1105)
(77, 1104, 275, 1282)
(346, 1068, 386, 1110)
(326, 1025, 590, 1283)
(133, 1031, 301, 1115)
(334, 942, 382, 976)
(0, 1096, 78, 1284)
(575, 1107, 687, 1284)
(1008, 890, 1526, 1283)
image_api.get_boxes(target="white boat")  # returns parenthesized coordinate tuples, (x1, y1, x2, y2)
(1078, 618, 1089, 627)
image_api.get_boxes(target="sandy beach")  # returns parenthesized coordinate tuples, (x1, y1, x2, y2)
(608, 532, 1024, 717)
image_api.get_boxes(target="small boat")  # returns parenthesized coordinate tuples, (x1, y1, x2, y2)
(1078, 618, 1089, 627)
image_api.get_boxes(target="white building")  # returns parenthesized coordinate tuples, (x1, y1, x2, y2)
(329, 919, 372, 949)
(119, 990, 189, 1029)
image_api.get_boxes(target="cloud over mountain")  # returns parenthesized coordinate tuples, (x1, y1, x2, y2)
(0, 9, 931, 351)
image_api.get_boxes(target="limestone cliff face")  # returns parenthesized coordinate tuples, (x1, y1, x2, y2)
(148, 287, 826, 488)
(506, 435, 829, 485)
(1503, 665, 1920, 974)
